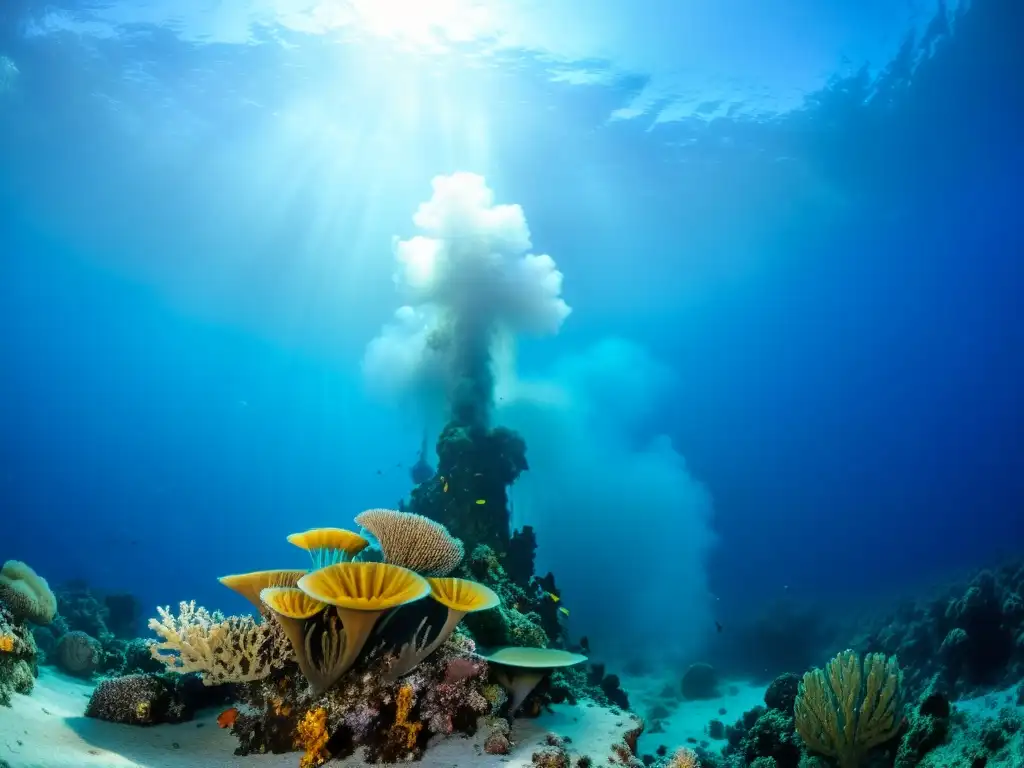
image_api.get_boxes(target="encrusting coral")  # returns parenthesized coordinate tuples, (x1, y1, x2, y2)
(296, 707, 330, 768)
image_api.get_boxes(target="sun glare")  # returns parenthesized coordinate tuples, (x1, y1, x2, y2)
(347, 0, 493, 50)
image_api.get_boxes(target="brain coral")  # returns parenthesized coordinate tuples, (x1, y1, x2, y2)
(55, 631, 101, 677)
(0, 561, 57, 625)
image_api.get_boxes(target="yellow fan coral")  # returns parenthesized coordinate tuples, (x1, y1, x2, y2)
(294, 563, 429, 694)
(259, 587, 342, 695)
(218, 570, 306, 611)
(288, 528, 369, 569)
(386, 577, 500, 680)
(354, 509, 464, 576)
(794, 649, 904, 768)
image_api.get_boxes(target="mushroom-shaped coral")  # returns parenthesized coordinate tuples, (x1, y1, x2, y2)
(479, 646, 588, 715)
(386, 577, 500, 680)
(218, 570, 307, 611)
(0, 560, 57, 625)
(296, 562, 429, 693)
(354, 509, 465, 576)
(288, 528, 369, 569)
(259, 587, 337, 692)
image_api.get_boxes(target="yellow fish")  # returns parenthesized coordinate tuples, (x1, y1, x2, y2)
(558, 607, 570, 617)
(475, 499, 486, 505)
(443, 481, 449, 492)
(547, 592, 560, 603)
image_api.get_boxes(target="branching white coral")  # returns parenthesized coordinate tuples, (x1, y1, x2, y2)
(148, 600, 291, 686)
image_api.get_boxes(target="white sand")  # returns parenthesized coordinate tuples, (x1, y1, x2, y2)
(619, 671, 767, 756)
(0, 669, 641, 768)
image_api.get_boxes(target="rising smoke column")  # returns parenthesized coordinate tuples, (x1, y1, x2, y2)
(363, 173, 570, 427)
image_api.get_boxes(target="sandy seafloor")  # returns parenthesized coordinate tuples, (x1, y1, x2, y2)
(0, 669, 645, 768)
(616, 671, 764, 755)
(11, 667, 1022, 768)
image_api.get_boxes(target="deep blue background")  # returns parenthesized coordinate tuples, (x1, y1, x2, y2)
(0, 0, 1022, 638)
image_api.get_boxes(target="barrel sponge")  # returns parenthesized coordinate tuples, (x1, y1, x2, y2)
(0, 561, 57, 625)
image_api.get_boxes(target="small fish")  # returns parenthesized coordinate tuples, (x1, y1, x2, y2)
(579, 636, 590, 653)
(444, 481, 449, 492)
(475, 499, 486, 505)
(546, 592, 560, 603)
(715, 620, 723, 633)
(474, 472, 483, 477)
(217, 707, 239, 729)
(558, 607, 570, 617)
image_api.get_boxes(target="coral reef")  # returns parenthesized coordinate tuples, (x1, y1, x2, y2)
(0, 561, 52, 706)
(461, 543, 566, 650)
(229, 630, 492, 763)
(139, 510, 598, 765)
(406, 422, 527, 556)
(54, 581, 141, 640)
(698, 561, 1024, 768)
(29, 579, 145, 677)
(0, 614, 36, 705)
(853, 563, 1024, 699)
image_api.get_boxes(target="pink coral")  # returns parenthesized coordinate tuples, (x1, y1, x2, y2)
(341, 702, 380, 738)
(444, 657, 482, 683)
(484, 718, 512, 755)
(422, 680, 489, 735)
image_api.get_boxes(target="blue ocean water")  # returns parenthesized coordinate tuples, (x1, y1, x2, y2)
(1, 1, 1023, 757)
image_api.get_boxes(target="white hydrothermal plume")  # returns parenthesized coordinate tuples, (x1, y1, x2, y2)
(363, 172, 570, 425)
(495, 338, 717, 659)
(365, 175, 715, 657)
